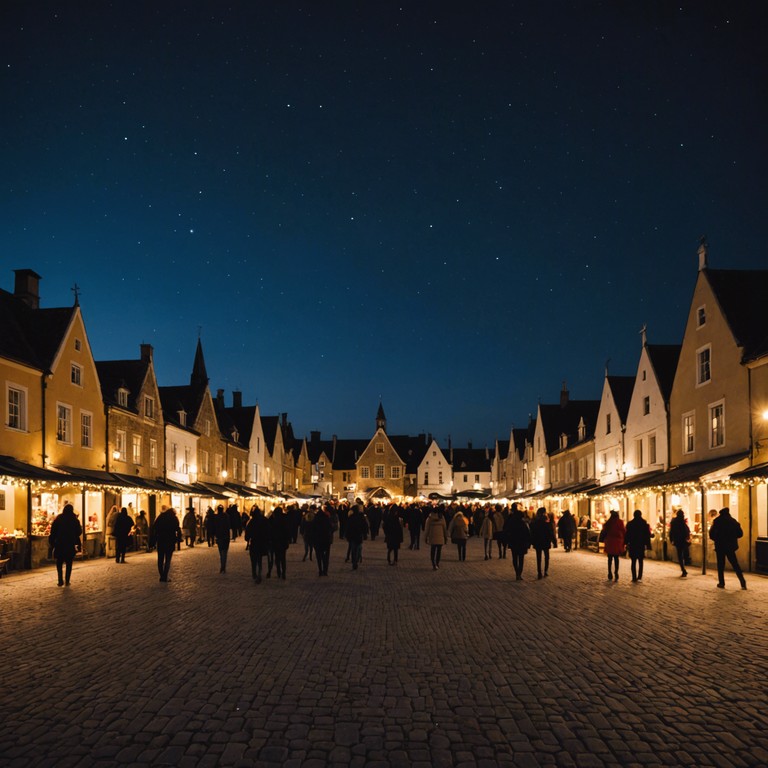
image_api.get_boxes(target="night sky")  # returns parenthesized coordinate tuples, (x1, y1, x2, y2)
(2, 2, 766, 446)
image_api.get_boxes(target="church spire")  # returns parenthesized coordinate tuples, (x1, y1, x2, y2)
(191, 338, 209, 388)
(376, 401, 387, 433)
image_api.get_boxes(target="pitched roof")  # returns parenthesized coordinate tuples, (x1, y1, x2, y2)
(451, 447, 493, 473)
(645, 344, 681, 401)
(0, 286, 75, 371)
(510, 427, 530, 461)
(96, 359, 149, 411)
(331, 439, 369, 470)
(706, 268, 768, 360)
(539, 400, 600, 453)
(260, 415, 280, 454)
(221, 404, 257, 447)
(606, 375, 635, 424)
(388, 434, 429, 474)
(159, 384, 205, 429)
(495, 439, 510, 462)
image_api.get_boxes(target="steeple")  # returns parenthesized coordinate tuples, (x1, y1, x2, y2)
(190, 338, 209, 388)
(376, 402, 387, 433)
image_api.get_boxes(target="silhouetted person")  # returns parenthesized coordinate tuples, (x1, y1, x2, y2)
(530, 507, 556, 579)
(383, 508, 403, 564)
(668, 509, 691, 577)
(504, 506, 531, 581)
(601, 510, 626, 582)
(245, 507, 270, 583)
(214, 505, 231, 573)
(625, 509, 652, 582)
(709, 507, 747, 590)
(312, 505, 334, 576)
(269, 506, 291, 579)
(407, 504, 422, 550)
(113, 506, 134, 563)
(557, 509, 577, 552)
(448, 509, 469, 562)
(300, 506, 315, 561)
(151, 507, 181, 582)
(345, 504, 369, 571)
(204, 507, 216, 547)
(49, 503, 82, 586)
(182, 506, 197, 547)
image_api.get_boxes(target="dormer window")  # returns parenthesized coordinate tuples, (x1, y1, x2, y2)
(117, 388, 129, 408)
(697, 305, 706, 328)
(578, 418, 586, 441)
(232, 428, 239, 443)
(178, 410, 187, 427)
(559, 433, 568, 449)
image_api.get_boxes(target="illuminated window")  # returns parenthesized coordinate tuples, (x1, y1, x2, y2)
(7, 385, 27, 431)
(649, 434, 657, 464)
(635, 439, 643, 468)
(81, 412, 92, 448)
(57, 404, 73, 443)
(683, 412, 695, 454)
(360, 466, 370, 479)
(709, 402, 725, 448)
(117, 388, 129, 407)
(171, 442, 178, 471)
(116, 429, 127, 460)
(199, 449, 209, 474)
(150, 439, 158, 468)
(697, 346, 711, 386)
(132, 434, 142, 464)
(391, 466, 401, 479)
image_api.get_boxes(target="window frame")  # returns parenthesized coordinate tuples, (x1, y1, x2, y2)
(57, 403, 73, 444)
(683, 411, 695, 454)
(7, 383, 28, 432)
(709, 400, 725, 449)
(80, 410, 93, 448)
(696, 344, 712, 387)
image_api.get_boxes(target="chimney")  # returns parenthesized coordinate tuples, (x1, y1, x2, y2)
(560, 381, 569, 408)
(428, 432, 432, 444)
(216, 388, 225, 408)
(140, 343, 153, 363)
(698, 237, 708, 271)
(232, 390, 242, 408)
(310, 430, 321, 444)
(14, 269, 42, 309)
(281, 412, 288, 428)
(467, 441, 473, 450)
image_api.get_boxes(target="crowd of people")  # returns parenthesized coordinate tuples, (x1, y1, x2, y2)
(49, 500, 748, 591)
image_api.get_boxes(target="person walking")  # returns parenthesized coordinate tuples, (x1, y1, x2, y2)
(383, 507, 403, 565)
(345, 504, 369, 571)
(214, 505, 231, 573)
(668, 509, 691, 577)
(424, 507, 447, 570)
(557, 509, 577, 552)
(530, 507, 556, 579)
(49, 503, 82, 586)
(625, 510, 652, 582)
(267, 506, 290, 580)
(601, 510, 626, 582)
(182, 506, 197, 547)
(113, 506, 134, 563)
(300, 506, 316, 561)
(150, 507, 181, 582)
(312, 504, 334, 576)
(493, 506, 507, 559)
(244, 507, 270, 583)
(708, 507, 747, 590)
(133, 510, 149, 551)
(504, 506, 531, 580)
(447, 508, 469, 562)
(479, 510, 494, 560)
(204, 507, 216, 547)
(407, 504, 422, 550)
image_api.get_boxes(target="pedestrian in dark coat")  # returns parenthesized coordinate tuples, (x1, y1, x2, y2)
(113, 507, 134, 563)
(407, 505, 422, 550)
(708, 507, 747, 590)
(601, 510, 626, 582)
(447, 509, 469, 562)
(367, 503, 382, 541)
(204, 507, 216, 547)
(345, 504, 369, 570)
(668, 509, 691, 577)
(624, 510, 652, 582)
(182, 507, 197, 547)
(557, 509, 577, 552)
(382, 508, 403, 564)
(150, 507, 181, 582)
(214, 505, 231, 573)
(312, 505, 334, 576)
(244, 507, 270, 582)
(504, 507, 531, 580)
(530, 507, 556, 579)
(300, 507, 315, 561)
(49, 503, 82, 586)
(227, 504, 241, 540)
(268, 506, 291, 579)
(424, 507, 447, 570)
(493, 507, 507, 558)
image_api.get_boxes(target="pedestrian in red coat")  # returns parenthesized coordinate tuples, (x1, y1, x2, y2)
(601, 510, 626, 582)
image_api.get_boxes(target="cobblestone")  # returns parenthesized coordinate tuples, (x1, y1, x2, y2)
(1, 538, 767, 766)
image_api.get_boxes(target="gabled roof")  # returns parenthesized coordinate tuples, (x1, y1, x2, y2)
(260, 416, 280, 455)
(307, 438, 334, 464)
(510, 427, 529, 461)
(96, 359, 149, 411)
(159, 384, 206, 429)
(495, 439, 510, 462)
(705, 268, 768, 360)
(539, 400, 600, 453)
(388, 434, 429, 474)
(0, 286, 75, 371)
(606, 375, 635, 424)
(332, 439, 369, 470)
(645, 344, 681, 401)
(214, 402, 249, 449)
(451, 447, 493, 473)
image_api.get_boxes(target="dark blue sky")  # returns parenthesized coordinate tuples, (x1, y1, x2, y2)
(2, 2, 766, 446)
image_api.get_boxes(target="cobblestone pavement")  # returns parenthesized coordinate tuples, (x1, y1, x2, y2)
(1, 536, 767, 768)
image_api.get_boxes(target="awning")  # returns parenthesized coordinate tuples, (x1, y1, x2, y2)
(0, 456, 72, 483)
(54, 465, 126, 488)
(224, 482, 267, 498)
(729, 462, 768, 482)
(110, 473, 170, 492)
(162, 478, 201, 494)
(649, 453, 749, 489)
(192, 482, 233, 500)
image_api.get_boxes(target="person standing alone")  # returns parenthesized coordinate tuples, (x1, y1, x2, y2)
(214, 505, 231, 573)
(624, 510, 652, 582)
(49, 503, 82, 586)
(150, 507, 181, 582)
(708, 507, 747, 590)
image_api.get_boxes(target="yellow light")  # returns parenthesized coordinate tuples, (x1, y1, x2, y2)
(221, 470, 228, 479)
(762, 409, 768, 421)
